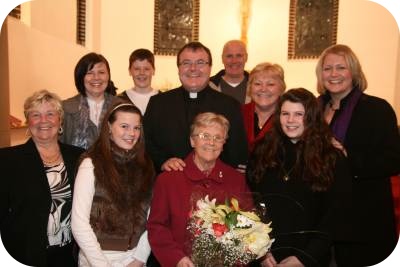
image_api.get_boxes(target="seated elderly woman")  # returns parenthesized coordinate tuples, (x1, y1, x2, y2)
(147, 112, 250, 267)
(0, 90, 84, 266)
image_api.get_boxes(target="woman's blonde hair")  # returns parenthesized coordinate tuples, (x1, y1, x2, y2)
(246, 62, 286, 95)
(23, 89, 64, 124)
(316, 44, 368, 94)
(190, 112, 230, 138)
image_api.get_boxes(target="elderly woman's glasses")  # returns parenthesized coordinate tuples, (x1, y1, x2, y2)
(192, 132, 225, 143)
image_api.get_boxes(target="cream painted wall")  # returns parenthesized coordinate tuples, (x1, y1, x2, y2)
(337, 0, 399, 110)
(7, 17, 89, 120)
(0, 19, 11, 147)
(396, 38, 400, 115)
(100, 0, 399, 114)
(30, 0, 76, 44)
(3, 0, 400, 121)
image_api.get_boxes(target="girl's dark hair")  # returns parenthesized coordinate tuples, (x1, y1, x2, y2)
(74, 52, 117, 96)
(249, 88, 339, 191)
(85, 101, 154, 211)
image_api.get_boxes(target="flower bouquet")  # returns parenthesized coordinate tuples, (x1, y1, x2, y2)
(187, 195, 274, 266)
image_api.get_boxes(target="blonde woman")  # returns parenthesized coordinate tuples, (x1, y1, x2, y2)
(0, 90, 84, 266)
(316, 44, 400, 266)
(241, 62, 286, 152)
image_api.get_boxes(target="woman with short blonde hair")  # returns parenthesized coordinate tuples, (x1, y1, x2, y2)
(0, 89, 84, 266)
(242, 62, 286, 151)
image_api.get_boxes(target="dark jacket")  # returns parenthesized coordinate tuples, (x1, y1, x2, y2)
(324, 92, 400, 265)
(241, 101, 274, 152)
(143, 86, 248, 172)
(209, 69, 249, 89)
(0, 139, 84, 266)
(209, 69, 250, 104)
(247, 140, 352, 267)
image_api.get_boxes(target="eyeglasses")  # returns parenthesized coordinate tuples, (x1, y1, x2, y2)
(192, 132, 226, 143)
(178, 60, 209, 69)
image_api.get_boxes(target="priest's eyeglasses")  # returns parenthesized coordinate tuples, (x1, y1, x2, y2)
(179, 60, 209, 69)
(192, 132, 225, 143)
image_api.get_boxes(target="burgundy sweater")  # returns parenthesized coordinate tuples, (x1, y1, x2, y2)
(147, 152, 249, 267)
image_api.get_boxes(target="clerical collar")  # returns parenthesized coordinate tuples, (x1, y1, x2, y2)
(183, 87, 207, 99)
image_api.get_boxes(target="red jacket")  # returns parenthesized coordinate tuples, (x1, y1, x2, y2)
(241, 102, 273, 152)
(147, 152, 249, 267)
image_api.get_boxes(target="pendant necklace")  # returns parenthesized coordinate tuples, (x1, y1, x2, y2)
(282, 165, 295, 181)
(281, 158, 297, 181)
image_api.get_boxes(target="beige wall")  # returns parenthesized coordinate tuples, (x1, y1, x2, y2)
(395, 34, 400, 116)
(337, 0, 399, 111)
(30, 0, 76, 44)
(0, 19, 10, 147)
(2, 0, 400, 123)
(100, 0, 400, 114)
(6, 16, 89, 120)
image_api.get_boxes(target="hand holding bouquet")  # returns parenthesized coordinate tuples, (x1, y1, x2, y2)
(188, 195, 274, 266)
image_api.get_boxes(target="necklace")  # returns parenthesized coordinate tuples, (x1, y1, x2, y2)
(281, 165, 296, 181)
(255, 110, 272, 130)
(41, 153, 61, 166)
(39, 147, 62, 166)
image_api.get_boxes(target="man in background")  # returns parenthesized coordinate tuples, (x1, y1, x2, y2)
(209, 39, 250, 104)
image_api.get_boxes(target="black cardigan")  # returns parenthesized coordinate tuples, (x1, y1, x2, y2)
(0, 139, 84, 266)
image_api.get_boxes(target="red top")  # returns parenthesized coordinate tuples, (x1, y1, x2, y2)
(147, 152, 250, 267)
(241, 102, 274, 152)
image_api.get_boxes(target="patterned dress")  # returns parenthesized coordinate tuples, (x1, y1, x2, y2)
(45, 162, 73, 247)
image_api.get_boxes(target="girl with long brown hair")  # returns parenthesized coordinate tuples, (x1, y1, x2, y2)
(72, 102, 155, 267)
(247, 88, 352, 267)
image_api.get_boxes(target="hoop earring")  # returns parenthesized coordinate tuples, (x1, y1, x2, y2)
(58, 126, 64, 135)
